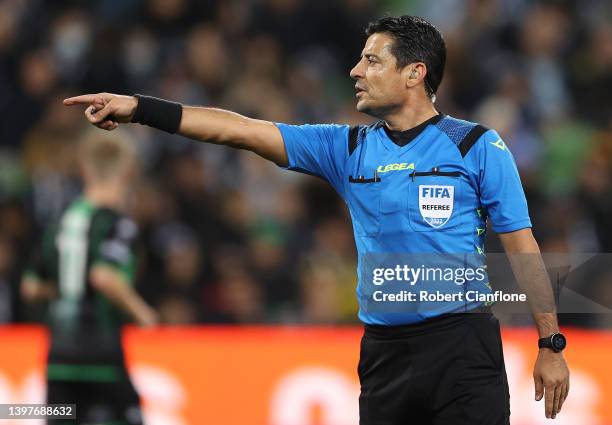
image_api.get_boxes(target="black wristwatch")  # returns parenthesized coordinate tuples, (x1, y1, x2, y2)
(538, 332, 567, 353)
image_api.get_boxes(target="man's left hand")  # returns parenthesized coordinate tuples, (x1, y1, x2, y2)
(533, 349, 570, 419)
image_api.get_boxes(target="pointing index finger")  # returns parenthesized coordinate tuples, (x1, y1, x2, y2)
(63, 95, 99, 106)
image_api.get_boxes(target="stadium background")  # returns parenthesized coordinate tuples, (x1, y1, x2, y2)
(0, 0, 611, 424)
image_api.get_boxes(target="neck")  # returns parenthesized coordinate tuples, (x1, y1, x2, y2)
(84, 182, 126, 211)
(383, 100, 438, 132)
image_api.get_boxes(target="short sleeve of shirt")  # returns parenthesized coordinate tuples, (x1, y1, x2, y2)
(275, 123, 349, 197)
(470, 129, 532, 233)
(93, 214, 139, 282)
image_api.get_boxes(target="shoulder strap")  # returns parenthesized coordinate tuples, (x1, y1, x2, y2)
(458, 124, 489, 157)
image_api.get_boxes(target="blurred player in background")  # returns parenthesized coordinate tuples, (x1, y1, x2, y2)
(21, 130, 158, 425)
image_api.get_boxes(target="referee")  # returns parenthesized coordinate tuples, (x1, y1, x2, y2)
(21, 131, 158, 425)
(64, 15, 569, 424)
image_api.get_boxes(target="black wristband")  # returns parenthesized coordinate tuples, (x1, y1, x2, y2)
(131, 94, 183, 134)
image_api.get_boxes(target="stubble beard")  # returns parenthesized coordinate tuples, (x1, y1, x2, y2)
(356, 98, 400, 121)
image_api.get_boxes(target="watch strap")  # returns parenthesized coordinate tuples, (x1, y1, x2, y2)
(538, 332, 566, 352)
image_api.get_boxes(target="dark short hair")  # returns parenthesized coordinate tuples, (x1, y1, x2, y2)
(366, 15, 446, 98)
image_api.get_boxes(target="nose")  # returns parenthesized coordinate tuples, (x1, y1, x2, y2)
(350, 59, 364, 80)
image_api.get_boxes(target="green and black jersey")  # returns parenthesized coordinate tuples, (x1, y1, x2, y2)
(26, 197, 138, 379)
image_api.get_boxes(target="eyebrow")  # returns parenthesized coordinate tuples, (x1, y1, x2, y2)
(361, 53, 381, 60)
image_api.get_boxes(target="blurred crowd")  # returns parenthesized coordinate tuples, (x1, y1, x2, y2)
(0, 0, 611, 327)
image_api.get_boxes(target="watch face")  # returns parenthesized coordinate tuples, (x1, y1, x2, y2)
(552, 334, 566, 351)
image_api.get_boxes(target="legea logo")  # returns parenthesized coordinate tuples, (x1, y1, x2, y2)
(418, 185, 454, 228)
(376, 162, 414, 173)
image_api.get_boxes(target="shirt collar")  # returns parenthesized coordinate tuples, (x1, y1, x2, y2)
(383, 113, 444, 147)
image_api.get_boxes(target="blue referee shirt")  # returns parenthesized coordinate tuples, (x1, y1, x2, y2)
(277, 114, 532, 325)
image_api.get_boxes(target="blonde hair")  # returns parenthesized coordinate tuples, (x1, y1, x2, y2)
(78, 129, 136, 180)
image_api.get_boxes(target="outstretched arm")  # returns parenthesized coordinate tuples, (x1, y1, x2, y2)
(63, 93, 288, 166)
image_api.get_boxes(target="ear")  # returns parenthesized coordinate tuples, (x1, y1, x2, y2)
(404, 62, 427, 89)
